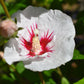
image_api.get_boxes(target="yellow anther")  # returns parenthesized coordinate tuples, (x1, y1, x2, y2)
(32, 36, 41, 55)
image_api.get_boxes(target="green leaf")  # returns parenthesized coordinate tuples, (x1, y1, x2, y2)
(0, 4, 5, 14)
(2, 74, 13, 82)
(9, 3, 26, 15)
(73, 49, 84, 59)
(43, 69, 54, 77)
(49, 78, 56, 84)
(16, 61, 25, 74)
(9, 73, 16, 80)
(74, 78, 84, 84)
(61, 77, 70, 84)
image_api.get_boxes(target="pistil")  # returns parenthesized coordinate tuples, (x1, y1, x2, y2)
(32, 29, 42, 55)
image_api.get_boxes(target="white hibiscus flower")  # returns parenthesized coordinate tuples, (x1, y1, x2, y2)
(4, 6, 75, 72)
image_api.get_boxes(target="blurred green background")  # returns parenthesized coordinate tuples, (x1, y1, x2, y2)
(0, 0, 84, 84)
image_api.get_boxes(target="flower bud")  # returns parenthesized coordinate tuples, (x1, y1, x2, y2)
(0, 19, 17, 38)
(0, 51, 4, 59)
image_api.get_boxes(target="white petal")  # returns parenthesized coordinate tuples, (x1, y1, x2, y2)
(23, 8, 75, 71)
(4, 38, 21, 65)
(12, 6, 48, 28)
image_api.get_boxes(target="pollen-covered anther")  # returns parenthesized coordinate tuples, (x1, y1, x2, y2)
(32, 36, 42, 55)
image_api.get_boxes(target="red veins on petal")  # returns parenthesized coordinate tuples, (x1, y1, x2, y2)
(20, 23, 54, 58)
(40, 30, 53, 48)
(27, 25, 35, 42)
(39, 30, 54, 55)
(21, 37, 32, 50)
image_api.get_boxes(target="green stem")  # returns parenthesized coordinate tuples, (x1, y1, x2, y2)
(0, 0, 10, 18)
(39, 72, 45, 84)
(56, 68, 63, 78)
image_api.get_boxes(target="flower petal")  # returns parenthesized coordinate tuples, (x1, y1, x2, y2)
(23, 7, 75, 71)
(12, 6, 48, 28)
(4, 38, 21, 65)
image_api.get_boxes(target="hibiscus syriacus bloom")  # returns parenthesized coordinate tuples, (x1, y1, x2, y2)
(4, 6, 75, 71)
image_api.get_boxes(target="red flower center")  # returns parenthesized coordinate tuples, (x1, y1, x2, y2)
(20, 23, 54, 58)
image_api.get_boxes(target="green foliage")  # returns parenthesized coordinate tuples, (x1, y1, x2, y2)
(36, 0, 45, 3)
(9, 64, 15, 72)
(73, 49, 84, 59)
(16, 61, 25, 74)
(0, 4, 5, 14)
(50, 0, 62, 10)
(0, 2, 9, 14)
(75, 11, 84, 35)
(9, 73, 16, 80)
(74, 78, 84, 84)
(48, 78, 56, 84)
(9, 3, 26, 15)
(2, 74, 14, 82)
(0, 36, 8, 46)
(8, 0, 32, 15)
(43, 69, 54, 77)
(45, 78, 56, 84)
(21, 69, 40, 83)
(75, 16, 84, 35)
(61, 77, 70, 84)
(77, 11, 84, 19)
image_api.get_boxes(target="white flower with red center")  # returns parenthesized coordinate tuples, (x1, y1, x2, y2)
(4, 6, 75, 71)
